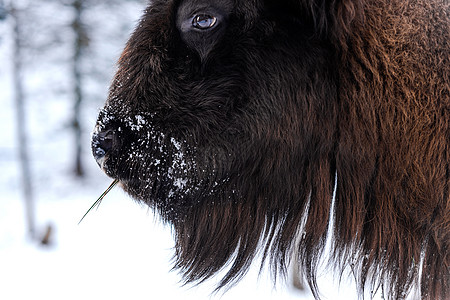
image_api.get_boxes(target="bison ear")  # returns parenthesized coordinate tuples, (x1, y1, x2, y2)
(268, 0, 364, 40)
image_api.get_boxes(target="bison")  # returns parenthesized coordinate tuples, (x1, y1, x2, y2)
(91, 0, 449, 299)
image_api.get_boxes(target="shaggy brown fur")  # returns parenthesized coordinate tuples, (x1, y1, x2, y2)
(92, 0, 449, 299)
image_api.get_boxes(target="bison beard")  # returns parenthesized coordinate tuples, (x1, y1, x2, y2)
(91, 0, 449, 299)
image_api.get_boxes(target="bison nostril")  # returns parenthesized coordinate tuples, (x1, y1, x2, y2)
(92, 130, 115, 162)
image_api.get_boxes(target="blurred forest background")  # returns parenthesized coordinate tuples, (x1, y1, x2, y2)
(0, 0, 144, 241)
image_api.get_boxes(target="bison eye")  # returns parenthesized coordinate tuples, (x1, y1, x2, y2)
(192, 14, 217, 29)
(177, 0, 232, 60)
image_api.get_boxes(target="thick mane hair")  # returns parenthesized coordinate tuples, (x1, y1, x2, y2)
(92, 0, 449, 299)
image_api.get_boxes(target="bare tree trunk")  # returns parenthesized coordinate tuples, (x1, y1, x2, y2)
(0, 1, 7, 21)
(11, 4, 35, 239)
(72, 0, 87, 177)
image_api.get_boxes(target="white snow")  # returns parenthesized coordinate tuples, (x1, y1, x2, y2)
(126, 115, 147, 132)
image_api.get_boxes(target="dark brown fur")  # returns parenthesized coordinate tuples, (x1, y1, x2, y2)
(92, 0, 449, 299)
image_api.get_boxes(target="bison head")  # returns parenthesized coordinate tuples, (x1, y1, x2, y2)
(91, 0, 449, 299)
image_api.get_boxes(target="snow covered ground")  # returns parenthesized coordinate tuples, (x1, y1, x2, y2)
(0, 3, 389, 300)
